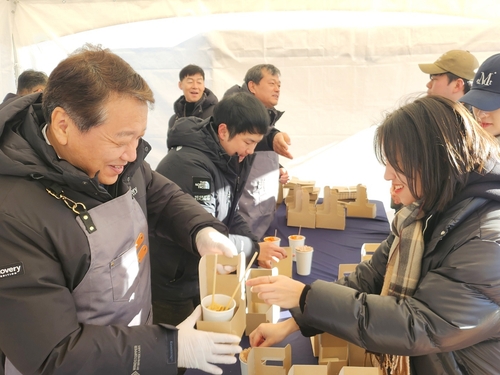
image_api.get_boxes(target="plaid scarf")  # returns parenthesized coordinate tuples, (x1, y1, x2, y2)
(372, 201, 425, 375)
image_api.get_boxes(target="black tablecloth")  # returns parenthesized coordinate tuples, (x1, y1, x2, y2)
(186, 200, 390, 374)
(265, 200, 390, 285)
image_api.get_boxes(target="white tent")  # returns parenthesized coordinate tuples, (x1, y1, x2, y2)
(2, 1, 500, 218)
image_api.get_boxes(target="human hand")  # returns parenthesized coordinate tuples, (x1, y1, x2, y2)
(279, 167, 290, 184)
(246, 275, 305, 309)
(249, 319, 300, 347)
(257, 242, 287, 268)
(273, 132, 293, 159)
(196, 227, 238, 257)
(177, 306, 242, 374)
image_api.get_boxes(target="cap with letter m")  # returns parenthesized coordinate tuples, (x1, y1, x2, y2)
(460, 53, 500, 111)
(419, 49, 479, 80)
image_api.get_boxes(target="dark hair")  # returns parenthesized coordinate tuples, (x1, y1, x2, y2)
(42, 44, 154, 132)
(244, 64, 280, 85)
(17, 69, 48, 95)
(374, 95, 499, 213)
(213, 92, 269, 139)
(179, 64, 205, 81)
(432, 72, 472, 94)
(445, 72, 473, 94)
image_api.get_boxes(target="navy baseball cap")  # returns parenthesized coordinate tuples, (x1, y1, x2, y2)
(460, 53, 500, 111)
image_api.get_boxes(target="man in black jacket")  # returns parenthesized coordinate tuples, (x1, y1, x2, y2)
(168, 64, 218, 129)
(0, 45, 241, 375)
(152, 92, 288, 327)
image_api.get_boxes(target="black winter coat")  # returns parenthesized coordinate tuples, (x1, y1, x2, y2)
(152, 116, 261, 303)
(0, 93, 227, 375)
(292, 160, 500, 374)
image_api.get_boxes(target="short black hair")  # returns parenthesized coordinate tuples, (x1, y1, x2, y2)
(430, 72, 472, 94)
(179, 65, 205, 81)
(213, 92, 269, 139)
(17, 69, 48, 95)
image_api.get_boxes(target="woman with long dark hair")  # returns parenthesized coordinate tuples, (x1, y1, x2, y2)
(247, 96, 500, 374)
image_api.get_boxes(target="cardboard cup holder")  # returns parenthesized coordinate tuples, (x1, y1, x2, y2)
(197, 253, 246, 337)
(247, 344, 291, 375)
(245, 268, 279, 335)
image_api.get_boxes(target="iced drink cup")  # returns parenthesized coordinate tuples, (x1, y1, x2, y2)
(288, 234, 305, 262)
(263, 236, 281, 247)
(295, 245, 314, 276)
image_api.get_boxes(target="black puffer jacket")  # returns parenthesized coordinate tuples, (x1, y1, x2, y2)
(0, 93, 228, 375)
(152, 116, 261, 302)
(168, 87, 218, 129)
(292, 160, 500, 374)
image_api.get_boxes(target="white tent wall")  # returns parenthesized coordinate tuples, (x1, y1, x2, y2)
(0, 1, 15, 95)
(3, 1, 500, 218)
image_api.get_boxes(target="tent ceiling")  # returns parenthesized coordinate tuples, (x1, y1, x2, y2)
(10, 0, 500, 46)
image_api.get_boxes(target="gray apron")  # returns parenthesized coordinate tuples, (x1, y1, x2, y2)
(6, 189, 151, 374)
(239, 150, 280, 239)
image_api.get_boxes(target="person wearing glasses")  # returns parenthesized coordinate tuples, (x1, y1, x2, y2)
(419, 49, 478, 102)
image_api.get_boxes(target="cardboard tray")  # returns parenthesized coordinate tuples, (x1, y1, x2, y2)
(197, 253, 246, 337)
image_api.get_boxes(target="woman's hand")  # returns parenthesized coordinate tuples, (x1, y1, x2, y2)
(257, 242, 287, 268)
(249, 319, 300, 347)
(246, 275, 305, 309)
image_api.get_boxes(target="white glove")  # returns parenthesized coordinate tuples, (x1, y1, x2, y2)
(216, 264, 237, 275)
(196, 227, 238, 257)
(177, 306, 242, 374)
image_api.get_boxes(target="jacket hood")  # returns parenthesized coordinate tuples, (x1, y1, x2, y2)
(450, 158, 500, 206)
(172, 87, 218, 115)
(1, 92, 18, 107)
(167, 116, 216, 153)
(0, 93, 150, 198)
(167, 116, 250, 174)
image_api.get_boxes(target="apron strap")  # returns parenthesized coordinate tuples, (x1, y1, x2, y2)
(36, 178, 97, 234)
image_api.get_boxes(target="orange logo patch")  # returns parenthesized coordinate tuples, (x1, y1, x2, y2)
(135, 233, 148, 263)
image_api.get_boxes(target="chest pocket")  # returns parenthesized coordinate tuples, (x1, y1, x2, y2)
(110, 245, 140, 302)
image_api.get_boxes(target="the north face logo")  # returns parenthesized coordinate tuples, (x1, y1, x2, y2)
(195, 180, 210, 190)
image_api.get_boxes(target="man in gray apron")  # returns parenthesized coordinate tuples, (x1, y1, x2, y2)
(0, 44, 241, 375)
(224, 64, 293, 240)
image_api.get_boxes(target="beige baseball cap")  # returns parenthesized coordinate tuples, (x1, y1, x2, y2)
(418, 50, 479, 80)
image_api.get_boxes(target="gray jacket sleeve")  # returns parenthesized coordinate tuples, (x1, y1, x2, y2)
(291, 233, 500, 357)
(227, 210, 260, 263)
